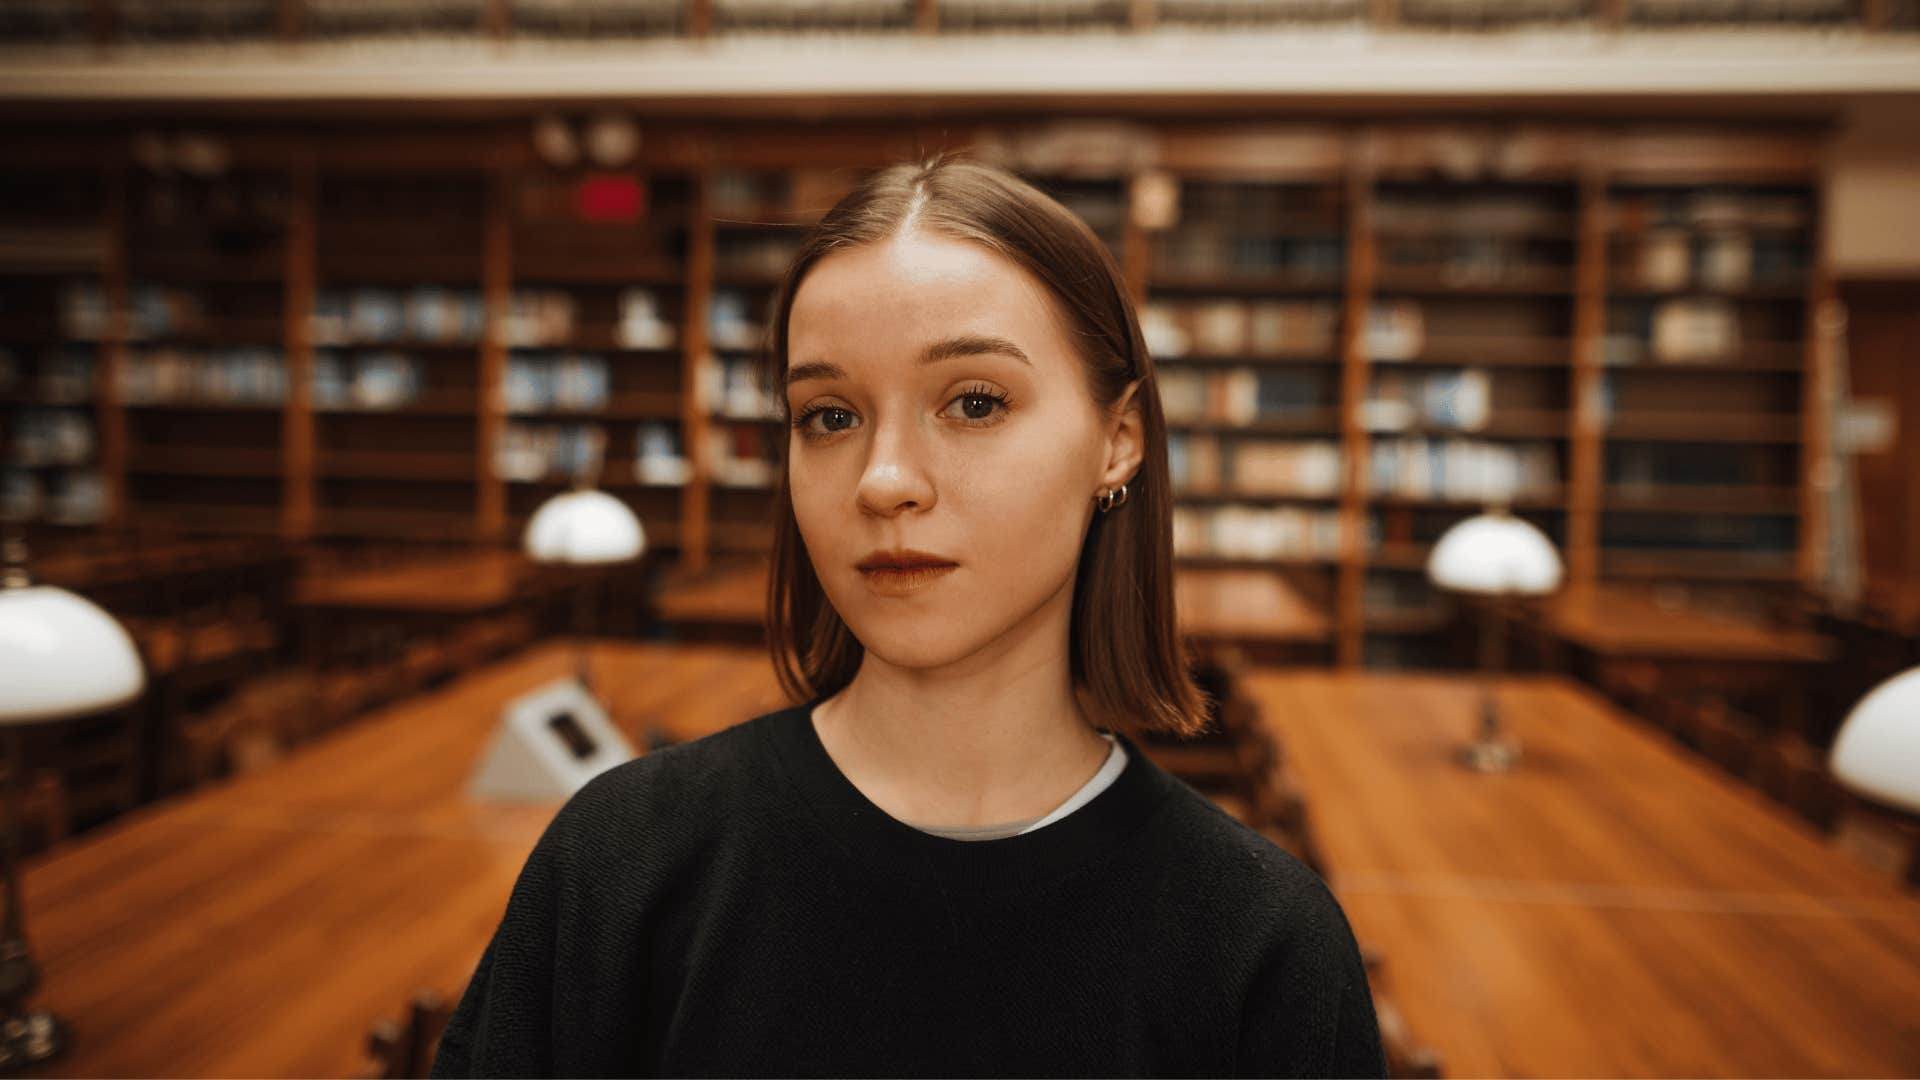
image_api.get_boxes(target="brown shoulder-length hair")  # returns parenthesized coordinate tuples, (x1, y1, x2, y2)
(757, 149, 1210, 739)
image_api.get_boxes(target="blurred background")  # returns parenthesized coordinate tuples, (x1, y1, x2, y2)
(1, 5, 1918, 1077)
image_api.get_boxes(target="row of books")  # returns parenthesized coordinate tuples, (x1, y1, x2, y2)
(1614, 230, 1807, 292)
(4, 408, 94, 467)
(1169, 435, 1343, 498)
(312, 287, 480, 346)
(495, 288, 679, 350)
(503, 354, 612, 412)
(702, 356, 781, 421)
(1141, 299, 1338, 358)
(1172, 504, 1356, 561)
(1158, 367, 1328, 426)
(716, 233, 805, 280)
(314, 351, 426, 410)
(707, 423, 778, 487)
(1152, 230, 1344, 281)
(495, 420, 698, 486)
(710, 290, 771, 352)
(120, 348, 286, 405)
(1607, 190, 1812, 233)
(1367, 437, 1561, 502)
(1376, 238, 1570, 290)
(0, 469, 108, 525)
(60, 283, 235, 343)
(1361, 368, 1492, 432)
(1373, 194, 1571, 235)
(1605, 297, 1761, 365)
(0, 347, 93, 403)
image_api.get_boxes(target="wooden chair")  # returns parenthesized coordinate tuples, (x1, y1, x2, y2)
(358, 988, 455, 1080)
(1360, 946, 1445, 1079)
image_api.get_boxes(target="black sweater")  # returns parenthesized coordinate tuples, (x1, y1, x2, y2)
(429, 697, 1387, 1078)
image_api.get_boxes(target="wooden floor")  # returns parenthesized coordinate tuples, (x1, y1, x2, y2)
(1245, 670, 1920, 1079)
(23, 642, 786, 1079)
(21, 646, 1920, 1077)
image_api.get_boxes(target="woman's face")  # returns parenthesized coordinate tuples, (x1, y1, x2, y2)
(784, 228, 1142, 673)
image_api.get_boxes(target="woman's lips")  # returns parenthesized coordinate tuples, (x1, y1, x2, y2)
(857, 563, 958, 595)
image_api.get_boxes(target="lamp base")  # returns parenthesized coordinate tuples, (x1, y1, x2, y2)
(0, 1009, 68, 1072)
(1457, 734, 1522, 773)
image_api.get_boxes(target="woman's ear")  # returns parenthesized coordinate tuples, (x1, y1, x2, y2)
(1101, 376, 1147, 490)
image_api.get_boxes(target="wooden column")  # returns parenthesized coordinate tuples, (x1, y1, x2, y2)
(99, 158, 129, 531)
(681, 164, 716, 575)
(1335, 129, 1376, 669)
(283, 155, 316, 541)
(1566, 153, 1607, 600)
(478, 164, 510, 543)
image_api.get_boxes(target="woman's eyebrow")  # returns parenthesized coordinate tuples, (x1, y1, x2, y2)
(787, 334, 1032, 387)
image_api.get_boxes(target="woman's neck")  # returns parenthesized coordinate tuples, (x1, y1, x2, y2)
(809, 650, 1114, 830)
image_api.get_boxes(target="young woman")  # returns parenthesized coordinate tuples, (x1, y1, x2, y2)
(431, 152, 1385, 1078)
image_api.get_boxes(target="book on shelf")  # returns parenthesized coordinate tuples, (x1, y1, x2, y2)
(1368, 436, 1559, 503)
(315, 350, 427, 410)
(634, 421, 691, 486)
(1374, 192, 1571, 235)
(1143, 298, 1338, 359)
(706, 423, 776, 487)
(700, 354, 780, 420)
(709, 289, 767, 352)
(494, 420, 606, 482)
(1362, 367, 1491, 432)
(7, 407, 94, 466)
(120, 347, 287, 404)
(1171, 433, 1343, 498)
(1172, 503, 1349, 561)
(0, 468, 107, 525)
(1158, 367, 1328, 426)
(313, 287, 485, 347)
(502, 289, 579, 349)
(618, 288, 677, 350)
(1366, 301, 1424, 362)
(503, 353, 610, 412)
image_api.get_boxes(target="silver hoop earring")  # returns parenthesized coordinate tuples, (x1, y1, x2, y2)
(1096, 482, 1129, 513)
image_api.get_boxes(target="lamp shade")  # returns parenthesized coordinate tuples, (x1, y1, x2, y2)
(524, 489, 646, 565)
(0, 585, 146, 724)
(1426, 511, 1563, 596)
(1829, 667, 1920, 815)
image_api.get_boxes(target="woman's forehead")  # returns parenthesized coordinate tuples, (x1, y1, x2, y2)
(789, 236, 1069, 365)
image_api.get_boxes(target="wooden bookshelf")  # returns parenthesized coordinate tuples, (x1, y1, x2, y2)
(0, 120, 1837, 670)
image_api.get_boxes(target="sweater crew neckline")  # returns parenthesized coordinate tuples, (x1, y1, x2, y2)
(760, 695, 1180, 894)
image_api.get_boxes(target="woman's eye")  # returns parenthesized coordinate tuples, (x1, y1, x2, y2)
(942, 390, 1010, 424)
(795, 406, 857, 436)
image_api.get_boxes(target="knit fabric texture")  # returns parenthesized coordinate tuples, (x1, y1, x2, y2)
(430, 697, 1388, 1078)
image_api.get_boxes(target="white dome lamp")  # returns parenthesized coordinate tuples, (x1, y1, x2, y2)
(523, 486, 646, 700)
(1426, 508, 1564, 773)
(1829, 668, 1920, 886)
(0, 527, 147, 1067)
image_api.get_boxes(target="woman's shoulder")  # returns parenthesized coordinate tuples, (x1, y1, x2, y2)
(1146, 772, 1344, 917)
(533, 699, 802, 857)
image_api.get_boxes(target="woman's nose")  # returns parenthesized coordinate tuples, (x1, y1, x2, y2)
(854, 417, 936, 516)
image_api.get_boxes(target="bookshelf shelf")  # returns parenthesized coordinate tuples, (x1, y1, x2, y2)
(1603, 484, 1799, 512)
(1147, 273, 1343, 296)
